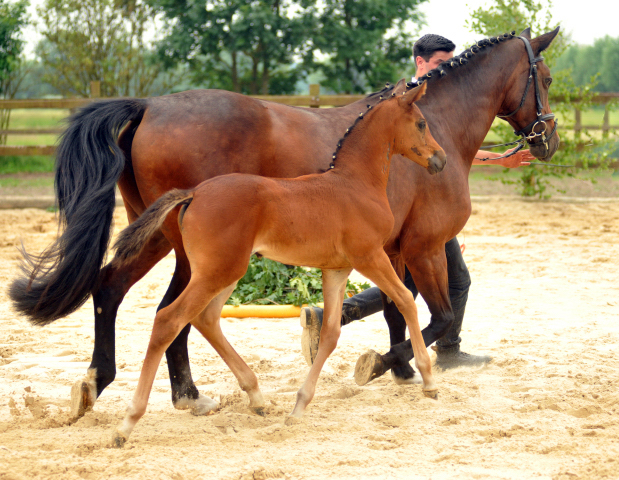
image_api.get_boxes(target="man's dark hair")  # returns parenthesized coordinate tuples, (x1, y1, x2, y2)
(413, 34, 456, 61)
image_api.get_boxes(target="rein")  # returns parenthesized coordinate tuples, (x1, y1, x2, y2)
(477, 35, 559, 163)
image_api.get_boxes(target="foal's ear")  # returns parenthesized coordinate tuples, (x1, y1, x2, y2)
(392, 78, 408, 96)
(531, 26, 560, 55)
(519, 27, 532, 39)
(398, 82, 427, 108)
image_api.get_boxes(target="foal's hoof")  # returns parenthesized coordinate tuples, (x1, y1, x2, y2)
(190, 396, 220, 416)
(284, 415, 302, 426)
(250, 406, 266, 417)
(354, 350, 385, 386)
(70, 375, 97, 419)
(110, 429, 128, 448)
(422, 388, 439, 399)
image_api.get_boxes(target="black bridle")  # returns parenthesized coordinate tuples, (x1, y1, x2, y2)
(479, 35, 558, 162)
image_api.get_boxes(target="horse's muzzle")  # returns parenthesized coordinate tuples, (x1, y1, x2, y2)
(426, 150, 447, 175)
(529, 130, 560, 162)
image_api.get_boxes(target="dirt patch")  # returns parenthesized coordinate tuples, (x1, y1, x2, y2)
(0, 198, 618, 479)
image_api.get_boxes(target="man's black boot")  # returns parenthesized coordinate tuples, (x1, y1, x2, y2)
(433, 344, 492, 369)
(300, 307, 323, 366)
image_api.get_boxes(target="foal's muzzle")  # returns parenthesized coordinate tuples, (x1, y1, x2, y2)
(426, 150, 447, 175)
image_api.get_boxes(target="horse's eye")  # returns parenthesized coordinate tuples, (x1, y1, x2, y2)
(417, 120, 426, 131)
(545, 77, 553, 87)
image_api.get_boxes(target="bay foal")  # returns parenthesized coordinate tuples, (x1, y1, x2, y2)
(109, 81, 445, 446)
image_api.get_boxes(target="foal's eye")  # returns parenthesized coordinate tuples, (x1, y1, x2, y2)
(544, 77, 553, 87)
(417, 120, 426, 131)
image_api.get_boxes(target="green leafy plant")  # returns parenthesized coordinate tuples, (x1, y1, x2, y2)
(226, 255, 370, 307)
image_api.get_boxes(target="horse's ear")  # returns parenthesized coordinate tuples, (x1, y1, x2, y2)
(519, 27, 532, 39)
(392, 78, 408, 96)
(531, 26, 561, 55)
(398, 82, 427, 108)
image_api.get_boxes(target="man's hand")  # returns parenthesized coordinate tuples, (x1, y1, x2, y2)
(499, 147, 534, 168)
(473, 148, 534, 168)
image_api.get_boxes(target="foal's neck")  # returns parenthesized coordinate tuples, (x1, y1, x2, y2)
(328, 102, 398, 190)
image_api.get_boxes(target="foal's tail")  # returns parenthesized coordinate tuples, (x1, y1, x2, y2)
(9, 99, 147, 326)
(114, 189, 194, 262)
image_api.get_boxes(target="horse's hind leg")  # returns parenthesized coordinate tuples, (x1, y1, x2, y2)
(191, 283, 266, 414)
(289, 268, 351, 421)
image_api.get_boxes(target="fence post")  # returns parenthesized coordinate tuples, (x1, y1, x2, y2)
(309, 84, 320, 108)
(602, 102, 610, 138)
(90, 81, 101, 98)
(574, 106, 582, 139)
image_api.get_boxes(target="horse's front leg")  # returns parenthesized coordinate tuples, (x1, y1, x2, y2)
(289, 268, 351, 421)
(70, 230, 172, 419)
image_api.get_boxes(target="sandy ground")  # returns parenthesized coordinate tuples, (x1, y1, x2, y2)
(0, 197, 618, 480)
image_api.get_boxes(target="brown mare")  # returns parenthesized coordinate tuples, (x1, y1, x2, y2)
(10, 28, 560, 418)
(108, 82, 444, 446)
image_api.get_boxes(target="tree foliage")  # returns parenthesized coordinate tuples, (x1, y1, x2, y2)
(149, 0, 427, 94)
(37, 0, 174, 97)
(0, 0, 29, 145)
(555, 36, 619, 92)
(468, 0, 616, 198)
(310, 0, 424, 93)
(150, 0, 315, 94)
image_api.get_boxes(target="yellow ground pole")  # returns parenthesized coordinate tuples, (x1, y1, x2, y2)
(221, 303, 323, 318)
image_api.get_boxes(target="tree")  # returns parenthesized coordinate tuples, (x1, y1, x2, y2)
(37, 0, 174, 97)
(310, 0, 425, 93)
(555, 36, 619, 92)
(0, 0, 29, 145)
(467, 0, 615, 198)
(150, 0, 315, 95)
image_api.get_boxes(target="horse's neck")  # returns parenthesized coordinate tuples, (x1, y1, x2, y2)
(331, 106, 395, 190)
(420, 57, 511, 171)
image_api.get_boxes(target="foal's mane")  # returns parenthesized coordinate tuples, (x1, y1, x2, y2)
(326, 31, 520, 171)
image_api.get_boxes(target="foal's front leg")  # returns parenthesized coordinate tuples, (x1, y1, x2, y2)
(289, 268, 351, 420)
(354, 252, 437, 397)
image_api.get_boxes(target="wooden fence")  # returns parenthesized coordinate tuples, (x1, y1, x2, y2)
(0, 82, 617, 157)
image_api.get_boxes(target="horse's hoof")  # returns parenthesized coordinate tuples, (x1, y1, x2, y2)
(284, 415, 302, 426)
(70, 377, 96, 419)
(110, 430, 127, 448)
(422, 388, 439, 399)
(391, 370, 422, 385)
(250, 406, 266, 417)
(300, 307, 322, 366)
(354, 350, 385, 386)
(190, 396, 220, 416)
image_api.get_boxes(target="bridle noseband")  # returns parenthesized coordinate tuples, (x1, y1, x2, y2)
(479, 35, 558, 161)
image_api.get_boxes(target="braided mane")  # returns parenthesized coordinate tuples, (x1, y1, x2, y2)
(416, 31, 518, 85)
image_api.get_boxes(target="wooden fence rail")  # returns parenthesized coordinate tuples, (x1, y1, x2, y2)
(0, 84, 617, 157)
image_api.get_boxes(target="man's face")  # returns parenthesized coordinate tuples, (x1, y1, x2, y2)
(415, 50, 454, 77)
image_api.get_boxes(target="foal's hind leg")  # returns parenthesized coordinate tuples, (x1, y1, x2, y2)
(71, 226, 172, 419)
(112, 275, 220, 447)
(191, 283, 266, 415)
(157, 261, 218, 415)
(289, 268, 351, 420)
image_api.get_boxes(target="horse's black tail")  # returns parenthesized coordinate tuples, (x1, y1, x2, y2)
(9, 98, 148, 326)
(113, 189, 194, 262)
